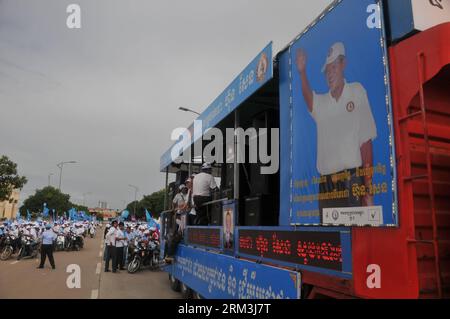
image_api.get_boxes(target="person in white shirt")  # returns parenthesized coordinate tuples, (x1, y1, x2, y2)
(173, 184, 189, 234)
(114, 222, 126, 271)
(23, 225, 38, 255)
(192, 163, 218, 225)
(23, 225, 37, 241)
(296, 42, 377, 211)
(185, 177, 196, 225)
(104, 220, 118, 273)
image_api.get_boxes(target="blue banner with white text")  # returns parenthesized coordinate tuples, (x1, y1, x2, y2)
(168, 245, 300, 299)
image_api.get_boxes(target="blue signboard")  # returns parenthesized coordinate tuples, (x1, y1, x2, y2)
(167, 245, 301, 299)
(160, 43, 273, 171)
(279, 0, 397, 227)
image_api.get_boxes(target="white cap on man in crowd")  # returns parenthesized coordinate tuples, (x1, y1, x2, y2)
(322, 42, 346, 73)
(201, 162, 211, 170)
(179, 184, 186, 190)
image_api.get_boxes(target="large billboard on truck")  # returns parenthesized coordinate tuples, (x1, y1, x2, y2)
(279, 0, 397, 227)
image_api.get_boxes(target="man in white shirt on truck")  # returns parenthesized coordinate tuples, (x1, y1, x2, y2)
(192, 163, 218, 225)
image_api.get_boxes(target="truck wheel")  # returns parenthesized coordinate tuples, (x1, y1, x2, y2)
(192, 290, 203, 299)
(180, 282, 192, 299)
(169, 274, 181, 292)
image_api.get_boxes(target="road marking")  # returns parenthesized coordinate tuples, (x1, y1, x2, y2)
(95, 262, 101, 275)
(90, 289, 99, 299)
(10, 261, 19, 265)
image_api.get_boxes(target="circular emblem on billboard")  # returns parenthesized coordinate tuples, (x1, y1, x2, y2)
(346, 101, 355, 112)
(256, 53, 268, 83)
(332, 210, 339, 221)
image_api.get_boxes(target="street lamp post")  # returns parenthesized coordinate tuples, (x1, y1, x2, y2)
(178, 107, 201, 116)
(178, 107, 201, 175)
(48, 173, 54, 187)
(57, 161, 77, 192)
(128, 184, 139, 218)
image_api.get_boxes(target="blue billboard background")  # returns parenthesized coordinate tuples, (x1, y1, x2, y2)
(280, 0, 397, 226)
(167, 245, 301, 299)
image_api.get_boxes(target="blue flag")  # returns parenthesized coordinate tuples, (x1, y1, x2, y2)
(145, 209, 151, 222)
(16, 210, 21, 220)
(68, 208, 76, 221)
(26, 209, 31, 221)
(42, 203, 49, 217)
(121, 210, 130, 220)
(145, 209, 159, 230)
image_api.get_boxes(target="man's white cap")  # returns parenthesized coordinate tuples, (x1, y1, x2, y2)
(322, 42, 346, 73)
(179, 184, 186, 190)
(201, 162, 211, 170)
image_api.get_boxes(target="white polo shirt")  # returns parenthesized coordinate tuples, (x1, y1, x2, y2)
(192, 172, 217, 197)
(105, 227, 117, 246)
(115, 229, 125, 248)
(311, 81, 377, 175)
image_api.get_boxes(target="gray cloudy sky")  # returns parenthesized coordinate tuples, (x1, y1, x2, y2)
(0, 0, 331, 210)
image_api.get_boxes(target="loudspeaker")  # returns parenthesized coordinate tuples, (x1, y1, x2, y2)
(248, 111, 273, 195)
(220, 163, 234, 196)
(176, 171, 189, 185)
(249, 164, 270, 195)
(244, 195, 277, 226)
(168, 182, 177, 203)
(208, 201, 222, 226)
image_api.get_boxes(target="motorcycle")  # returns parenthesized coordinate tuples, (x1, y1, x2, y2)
(127, 239, 160, 273)
(0, 233, 5, 250)
(17, 236, 40, 260)
(65, 232, 84, 251)
(0, 234, 21, 261)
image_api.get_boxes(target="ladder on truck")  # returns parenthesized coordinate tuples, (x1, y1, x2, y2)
(398, 52, 450, 298)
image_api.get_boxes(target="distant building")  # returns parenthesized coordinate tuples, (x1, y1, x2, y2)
(0, 190, 20, 220)
(98, 201, 108, 209)
(89, 207, 118, 220)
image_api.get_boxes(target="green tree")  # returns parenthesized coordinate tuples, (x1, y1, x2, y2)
(125, 189, 166, 220)
(140, 189, 165, 219)
(20, 186, 71, 217)
(0, 155, 27, 202)
(126, 200, 144, 218)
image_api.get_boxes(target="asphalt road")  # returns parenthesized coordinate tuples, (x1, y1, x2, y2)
(0, 229, 181, 299)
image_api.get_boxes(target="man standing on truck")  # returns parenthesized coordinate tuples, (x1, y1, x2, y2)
(295, 42, 377, 210)
(192, 163, 218, 225)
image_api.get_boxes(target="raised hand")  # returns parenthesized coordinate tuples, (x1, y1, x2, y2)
(296, 48, 307, 74)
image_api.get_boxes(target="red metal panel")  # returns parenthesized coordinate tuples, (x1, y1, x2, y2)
(352, 23, 450, 299)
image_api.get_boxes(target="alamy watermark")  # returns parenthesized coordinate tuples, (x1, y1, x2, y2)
(170, 120, 279, 175)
